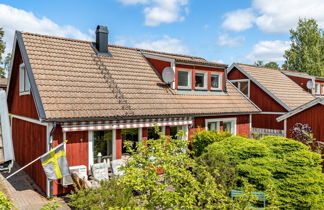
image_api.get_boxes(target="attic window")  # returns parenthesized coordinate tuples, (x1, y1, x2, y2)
(315, 84, 320, 95)
(19, 63, 30, 95)
(195, 72, 207, 90)
(231, 79, 250, 97)
(178, 70, 191, 89)
(211, 73, 222, 90)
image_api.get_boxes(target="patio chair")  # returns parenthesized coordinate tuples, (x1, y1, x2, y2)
(111, 159, 126, 177)
(91, 159, 110, 182)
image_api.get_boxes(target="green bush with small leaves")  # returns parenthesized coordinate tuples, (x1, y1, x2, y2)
(201, 136, 324, 209)
(0, 191, 14, 210)
(191, 129, 231, 156)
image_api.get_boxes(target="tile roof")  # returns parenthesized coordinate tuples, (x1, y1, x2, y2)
(235, 63, 315, 110)
(21, 32, 259, 120)
(0, 78, 7, 87)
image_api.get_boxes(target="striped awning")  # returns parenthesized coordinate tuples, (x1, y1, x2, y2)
(61, 117, 193, 132)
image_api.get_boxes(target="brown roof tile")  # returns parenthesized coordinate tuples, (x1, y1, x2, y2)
(236, 63, 315, 110)
(22, 33, 259, 120)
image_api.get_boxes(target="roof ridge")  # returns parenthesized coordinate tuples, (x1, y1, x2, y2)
(22, 31, 205, 60)
(236, 63, 282, 71)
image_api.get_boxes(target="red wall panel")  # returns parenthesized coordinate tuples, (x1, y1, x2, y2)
(286, 104, 324, 142)
(12, 118, 47, 192)
(8, 44, 39, 120)
(286, 75, 311, 92)
(252, 114, 284, 130)
(146, 58, 171, 75)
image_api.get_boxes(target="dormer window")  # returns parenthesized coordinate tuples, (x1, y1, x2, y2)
(195, 72, 207, 90)
(19, 63, 30, 95)
(211, 73, 222, 90)
(178, 69, 191, 89)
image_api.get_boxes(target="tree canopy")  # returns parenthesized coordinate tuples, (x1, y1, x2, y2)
(254, 60, 280, 69)
(284, 18, 324, 76)
(0, 28, 5, 78)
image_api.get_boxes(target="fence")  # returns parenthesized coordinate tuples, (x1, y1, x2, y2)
(251, 127, 285, 139)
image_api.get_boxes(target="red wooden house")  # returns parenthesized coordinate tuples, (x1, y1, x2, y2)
(277, 98, 324, 142)
(227, 63, 314, 136)
(281, 70, 324, 97)
(6, 26, 259, 196)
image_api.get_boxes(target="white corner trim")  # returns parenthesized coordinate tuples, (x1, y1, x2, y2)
(88, 130, 94, 170)
(138, 127, 143, 142)
(11, 114, 45, 126)
(112, 129, 116, 160)
(283, 119, 287, 137)
(228, 63, 291, 112)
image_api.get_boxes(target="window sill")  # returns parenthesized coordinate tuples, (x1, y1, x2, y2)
(19, 91, 30, 96)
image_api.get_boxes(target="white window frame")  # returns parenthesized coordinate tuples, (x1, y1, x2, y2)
(194, 71, 208, 90)
(315, 83, 321, 95)
(230, 79, 250, 97)
(177, 69, 192, 90)
(205, 118, 237, 135)
(19, 63, 30, 95)
(210, 73, 223, 91)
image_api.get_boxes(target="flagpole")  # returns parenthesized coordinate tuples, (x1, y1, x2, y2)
(6, 140, 67, 180)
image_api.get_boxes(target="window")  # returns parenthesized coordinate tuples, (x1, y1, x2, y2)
(231, 80, 250, 97)
(148, 127, 162, 140)
(205, 118, 236, 135)
(211, 73, 222, 90)
(322, 85, 324, 95)
(122, 128, 139, 154)
(170, 125, 183, 139)
(178, 70, 191, 89)
(93, 130, 113, 163)
(195, 72, 207, 89)
(19, 63, 30, 95)
(315, 84, 320, 95)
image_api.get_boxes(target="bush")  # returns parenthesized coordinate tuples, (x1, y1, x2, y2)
(68, 178, 136, 209)
(201, 136, 324, 209)
(0, 191, 14, 210)
(191, 129, 231, 156)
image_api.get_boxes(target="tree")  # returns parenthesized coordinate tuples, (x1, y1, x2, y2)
(284, 18, 324, 76)
(0, 28, 5, 78)
(264, 61, 279, 69)
(254, 60, 280, 69)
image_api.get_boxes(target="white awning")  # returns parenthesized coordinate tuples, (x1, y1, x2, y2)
(61, 117, 193, 132)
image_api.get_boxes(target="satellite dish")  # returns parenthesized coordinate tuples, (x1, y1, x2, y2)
(162, 67, 174, 84)
(306, 80, 314, 89)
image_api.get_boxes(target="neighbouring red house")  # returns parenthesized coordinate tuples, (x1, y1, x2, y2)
(281, 70, 324, 97)
(277, 98, 324, 142)
(0, 78, 7, 91)
(227, 63, 315, 137)
(6, 26, 260, 196)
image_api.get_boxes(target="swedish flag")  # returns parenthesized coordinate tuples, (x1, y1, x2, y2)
(40, 141, 70, 180)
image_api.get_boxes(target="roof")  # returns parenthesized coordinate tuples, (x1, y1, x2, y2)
(280, 69, 315, 79)
(277, 97, 324, 121)
(17, 32, 259, 121)
(0, 78, 7, 87)
(229, 63, 315, 111)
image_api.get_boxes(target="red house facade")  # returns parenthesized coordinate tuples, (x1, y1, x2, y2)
(7, 27, 259, 196)
(227, 63, 315, 136)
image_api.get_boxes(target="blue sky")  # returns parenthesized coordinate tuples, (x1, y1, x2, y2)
(1, 0, 323, 65)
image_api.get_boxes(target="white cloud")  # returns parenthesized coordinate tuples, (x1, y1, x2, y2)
(253, 0, 324, 33)
(133, 35, 189, 54)
(117, 0, 189, 26)
(246, 40, 290, 62)
(222, 9, 255, 32)
(222, 0, 324, 33)
(0, 4, 93, 56)
(217, 34, 245, 47)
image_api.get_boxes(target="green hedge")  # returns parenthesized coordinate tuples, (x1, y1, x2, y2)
(191, 129, 231, 157)
(199, 136, 324, 209)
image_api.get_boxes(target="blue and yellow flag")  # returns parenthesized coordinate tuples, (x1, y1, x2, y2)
(40, 141, 70, 180)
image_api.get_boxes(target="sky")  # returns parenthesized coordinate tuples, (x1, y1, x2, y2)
(0, 0, 324, 65)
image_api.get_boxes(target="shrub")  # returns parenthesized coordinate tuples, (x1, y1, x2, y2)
(68, 178, 136, 209)
(201, 136, 324, 209)
(191, 129, 231, 156)
(0, 191, 14, 210)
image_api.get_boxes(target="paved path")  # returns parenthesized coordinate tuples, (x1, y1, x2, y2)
(0, 163, 70, 210)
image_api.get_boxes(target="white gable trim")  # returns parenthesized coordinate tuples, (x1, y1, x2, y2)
(277, 98, 324, 122)
(227, 63, 291, 112)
